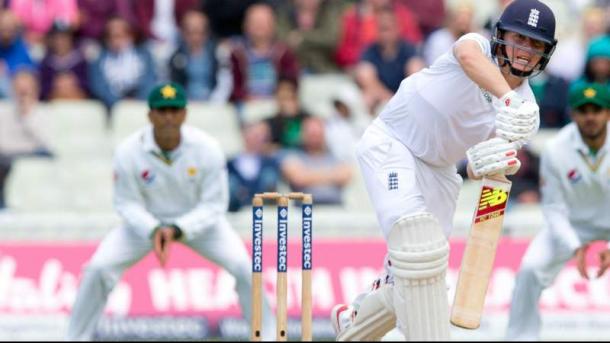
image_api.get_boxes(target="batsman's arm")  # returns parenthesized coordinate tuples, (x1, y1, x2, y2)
(539, 148, 580, 252)
(173, 145, 228, 240)
(453, 35, 511, 99)
(113, 153, 161, 239)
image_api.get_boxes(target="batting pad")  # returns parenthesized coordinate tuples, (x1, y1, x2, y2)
(387, 213, 450, 340)
(337, 286, 396, 341)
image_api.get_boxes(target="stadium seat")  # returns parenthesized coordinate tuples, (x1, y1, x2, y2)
(46, 100, 112, 159)
(6, 157, 113, 212)
(187, 101, 244, 158)
(299, 73, 369, 120)
(240, 99, 277, 124)
(110, 100, 150, 145)
(111, 100, 243, 158)
(342, 164, 374, 212)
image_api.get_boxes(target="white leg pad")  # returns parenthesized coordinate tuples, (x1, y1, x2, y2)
(337, 285, 396, 341)
(388, 213, 450, 341)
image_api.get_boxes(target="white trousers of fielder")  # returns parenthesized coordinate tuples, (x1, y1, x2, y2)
(66, 217, 275, 341)
(506, 225, 610, 341)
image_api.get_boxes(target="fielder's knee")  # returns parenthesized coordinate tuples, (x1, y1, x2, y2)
(81, 262, 120, 292)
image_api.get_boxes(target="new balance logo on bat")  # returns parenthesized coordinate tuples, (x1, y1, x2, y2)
(478, 187, 508, 210)
(475, 186, 509, 223)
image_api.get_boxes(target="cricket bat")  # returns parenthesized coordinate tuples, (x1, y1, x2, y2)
(451, 174, 511, 329)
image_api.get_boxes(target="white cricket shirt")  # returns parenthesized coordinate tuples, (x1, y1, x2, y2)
(377, 33, 535, 167)
(113, 125, 229, 240)
(540, 122, 610, 251)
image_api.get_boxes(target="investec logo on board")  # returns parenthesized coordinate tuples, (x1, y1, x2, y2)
(277, 207, 288, 272)
(252, 207, 263, 272)
(302, 205, 312, 270)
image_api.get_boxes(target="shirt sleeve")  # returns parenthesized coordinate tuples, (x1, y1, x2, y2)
(455, 33, 492, 58)
(539, 148, 581, 252)
(113, 151, 161, 239)
(174, 144, 229, 240)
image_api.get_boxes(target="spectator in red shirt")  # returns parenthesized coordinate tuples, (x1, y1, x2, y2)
(334, 0, 422, 70)
(228, 3, 299, 104)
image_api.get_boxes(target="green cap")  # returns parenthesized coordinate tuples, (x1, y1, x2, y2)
(148, 82, 187, 109)
(568, 82, 610, 109)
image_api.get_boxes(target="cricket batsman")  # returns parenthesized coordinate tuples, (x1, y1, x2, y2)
(330, 0, 558, 340)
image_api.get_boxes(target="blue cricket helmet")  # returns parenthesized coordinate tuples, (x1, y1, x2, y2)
(491, 0, 558, 77)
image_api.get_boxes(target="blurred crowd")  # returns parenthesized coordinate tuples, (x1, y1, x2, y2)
(0, 0, 609, 211)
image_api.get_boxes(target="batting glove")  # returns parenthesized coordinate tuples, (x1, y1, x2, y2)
(467, 137, 521, 178)
(494, 90, 540, 143)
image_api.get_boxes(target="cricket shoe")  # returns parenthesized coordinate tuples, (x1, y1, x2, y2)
(330, 303, 354, 336)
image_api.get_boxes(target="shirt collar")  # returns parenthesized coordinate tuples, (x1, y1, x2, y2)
(569, 122, 610, 155)
(141, 125, 189, 157)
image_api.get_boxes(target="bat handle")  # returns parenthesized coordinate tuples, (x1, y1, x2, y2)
(485, 173, 509, 183)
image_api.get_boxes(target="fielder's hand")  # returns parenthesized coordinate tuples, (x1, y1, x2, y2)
(575, 244, 589, 280)
(154, 226, 176, 267)
(494, 90, 540, 143)
(466, 137, 521, 178)
(597, 249, 610, 278)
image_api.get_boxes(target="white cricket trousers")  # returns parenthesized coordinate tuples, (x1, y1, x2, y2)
(356, 118, 463, 239)
(506, 226, 610, 341)
(66, 217, 275, 341)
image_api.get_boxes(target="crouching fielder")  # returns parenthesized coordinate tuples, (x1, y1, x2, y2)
(506, 82, 610, 341)
(66, 83, 275, 340)
(330, 0, 557, 340)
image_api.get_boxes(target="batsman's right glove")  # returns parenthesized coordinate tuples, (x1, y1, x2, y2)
(493, 90, 540, 144)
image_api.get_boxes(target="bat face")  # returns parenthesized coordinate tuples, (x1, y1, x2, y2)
(451, 175, 512, 329)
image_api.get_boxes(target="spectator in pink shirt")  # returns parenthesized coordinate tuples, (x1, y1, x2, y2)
(10, 0, 79, 46)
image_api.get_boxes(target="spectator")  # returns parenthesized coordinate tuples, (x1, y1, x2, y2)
(530, 71, 571, 128)
(39, 23, 88, 100)
(0, 70, 53, 209)
(508, 146, 540, 206)
(75, 0, 136, 61)
(355, 8, 424, 115)
(422, 1, 475, 66)
(399, 0, 445, 38)
(132, 0, 201, 81)
(227, 121, 281, 212)
(575, 35, 610, 87)
(281, 116, 353, 205)
(203, 0, 257, 39)
(89, 17, 156, 115)
(229, 3, 299, 103)
(276, 0, 347, 74)
(9, 0, 78, 48)
(325, 87, 368, 162)
(169, 10, 230, 102)
(547, 6, 608, 82)
(334, 0, 422, 70)
(0, 60, 11, 98)
(265, 78, 310, 150)
(0, 10, 35, 74)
